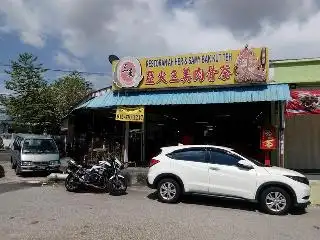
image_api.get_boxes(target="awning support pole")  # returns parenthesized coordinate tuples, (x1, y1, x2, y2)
(124, 122, 129, 163)
(279, 101, 286, 168)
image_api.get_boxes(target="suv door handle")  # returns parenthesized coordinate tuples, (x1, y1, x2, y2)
(209, 167, 220, 171)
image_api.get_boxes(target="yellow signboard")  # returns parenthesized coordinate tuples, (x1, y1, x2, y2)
(116, 107, 144, 122)
(112, 46, 269, 90)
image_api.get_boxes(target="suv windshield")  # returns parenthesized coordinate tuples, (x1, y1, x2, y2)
(22, 139, 58, 154)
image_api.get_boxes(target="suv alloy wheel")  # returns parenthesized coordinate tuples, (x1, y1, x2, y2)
(157, 178, 181, 203)
(260, 187, 292, 215)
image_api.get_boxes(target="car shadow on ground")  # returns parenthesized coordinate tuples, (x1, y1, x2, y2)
(147, 191, 307, 216)
(18, 172, 50, 178)
(18, 170, 63, 178)
(67, 187, 128, 196)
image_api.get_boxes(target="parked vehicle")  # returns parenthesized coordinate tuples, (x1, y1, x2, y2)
(10, 134, 60, 175)
(65, 156, 127, 195)
(1, 133, 13, 149)
(0, 136, 3, 149)
(147, 145, 311, 215)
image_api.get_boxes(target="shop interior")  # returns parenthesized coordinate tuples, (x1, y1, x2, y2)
(145, 102, 271, 165)
(68, 109, 124, 165)
(67, 102, 271, 167)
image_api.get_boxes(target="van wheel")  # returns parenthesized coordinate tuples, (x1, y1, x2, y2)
(15, 165, 21, 175)
(11, 158, 16, 169)
(260, 187, 291, 215)
(157, 178, 181, 203)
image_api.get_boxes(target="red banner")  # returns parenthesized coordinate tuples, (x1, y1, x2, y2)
(260, 126, 277, 150)
(286, 90, 320, 117)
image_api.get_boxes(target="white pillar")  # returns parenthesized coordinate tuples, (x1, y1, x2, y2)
(279, 101, 286, 168)
(124, 122, 129, 163)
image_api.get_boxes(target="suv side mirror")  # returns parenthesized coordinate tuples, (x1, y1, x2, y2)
(237, 160, 254, 170)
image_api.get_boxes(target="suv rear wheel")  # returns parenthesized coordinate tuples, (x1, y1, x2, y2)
(260, 187, 292, 215)
(157, 178, 181, 203)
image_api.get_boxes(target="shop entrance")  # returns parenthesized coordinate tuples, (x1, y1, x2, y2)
(145, 102, 270, 164)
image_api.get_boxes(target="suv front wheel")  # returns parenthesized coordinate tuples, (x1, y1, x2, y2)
(260, 187, 292, 215)
(157, 178, 181, 203)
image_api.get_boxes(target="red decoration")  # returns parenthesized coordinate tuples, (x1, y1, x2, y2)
(193, 67, 205, 83)
(181, 67, 192, 84)
(218, 64, 232, 81)
(157, 70, 167, 84)
(286, 90, 320, 117)
(145, 71, 155, 85)
(260, 126, 277, 150)
(170, 69, 179, 83)
(206, 66, 219, 82)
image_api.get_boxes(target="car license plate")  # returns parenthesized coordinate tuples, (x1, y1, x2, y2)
(36, 166, 46, 170)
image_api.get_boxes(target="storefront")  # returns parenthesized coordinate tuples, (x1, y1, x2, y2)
(70, 46, 290, 167)
(272, 58, 320, 171)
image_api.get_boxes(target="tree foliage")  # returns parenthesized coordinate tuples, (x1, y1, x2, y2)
(1, 53, 93, 134)
(49, 71, 93, 125)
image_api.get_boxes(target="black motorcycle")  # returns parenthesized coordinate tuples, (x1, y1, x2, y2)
(65, 157, 127, 195)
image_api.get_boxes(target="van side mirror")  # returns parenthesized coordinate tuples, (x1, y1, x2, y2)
(237, 160, 254, 170)
(14, 145, 21, 151)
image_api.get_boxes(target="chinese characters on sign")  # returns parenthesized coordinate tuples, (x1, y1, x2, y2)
(112, 46, 269, 90)
(144, 65, 232, 86)
(260, 127, 277, 150)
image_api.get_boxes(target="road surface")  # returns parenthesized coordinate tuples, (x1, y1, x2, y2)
(0, 183, 320, 240)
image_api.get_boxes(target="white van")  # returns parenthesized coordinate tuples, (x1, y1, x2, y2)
(10, 134, 60, 175)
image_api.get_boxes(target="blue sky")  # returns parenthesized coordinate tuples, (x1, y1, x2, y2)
(1, 0, 320, 93)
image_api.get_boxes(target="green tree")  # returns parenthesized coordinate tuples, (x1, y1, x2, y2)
(2, 53, 51, 133)
(49, 71, 93, 127)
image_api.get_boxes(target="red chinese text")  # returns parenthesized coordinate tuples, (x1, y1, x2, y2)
(145, 71, 155, 85)
(170, 69, 179, 83)
(157, 70, 167, 84)
(181, 67, 192, 84)
(206, 66, 219, 82)
(193, 67, 205, 83)
(218, 64, 232, 81)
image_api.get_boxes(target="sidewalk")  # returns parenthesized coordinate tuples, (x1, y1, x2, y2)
(310, 181, 320, 206)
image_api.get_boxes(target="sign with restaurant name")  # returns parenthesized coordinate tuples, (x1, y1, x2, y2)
(112, 46, 269, 90)
(115, 106, 144, 122)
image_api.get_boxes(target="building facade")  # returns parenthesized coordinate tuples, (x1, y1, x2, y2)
(67, 46, 290, 167)
(271, 58, 320, 171)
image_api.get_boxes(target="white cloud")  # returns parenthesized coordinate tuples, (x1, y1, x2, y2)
(54, 51, 84, 70)
(86, 75, 112, 90)
(0, 0, 320, 63)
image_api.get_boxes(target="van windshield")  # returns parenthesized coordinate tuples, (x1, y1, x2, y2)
(1, 134, 11, 140)
(22, 139, 58, 154)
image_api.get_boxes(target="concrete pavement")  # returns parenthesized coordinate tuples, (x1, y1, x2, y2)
(0, 184, 320, 240)
(310, 181, 320, 206)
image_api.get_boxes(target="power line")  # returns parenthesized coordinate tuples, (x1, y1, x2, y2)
(0, 63, 111, 76)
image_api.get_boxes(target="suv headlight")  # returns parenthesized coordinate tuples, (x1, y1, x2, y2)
(49, 160, 60, 165)
(284, 175, 309, 185)
(21, 161, 32, 166)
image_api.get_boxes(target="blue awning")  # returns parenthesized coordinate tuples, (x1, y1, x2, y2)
(75, 84, 290, 109)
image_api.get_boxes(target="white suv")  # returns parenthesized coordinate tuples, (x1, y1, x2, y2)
(147, 145, 311, 215)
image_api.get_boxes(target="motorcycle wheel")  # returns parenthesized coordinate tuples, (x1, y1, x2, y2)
(65, 175, 79, 192)
(110, 178, 127, 196)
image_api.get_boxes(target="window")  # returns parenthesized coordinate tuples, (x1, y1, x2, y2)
(13, 137, 21, 150)
(209, 149, 242, 166)
(22, 139, 58, 154)
(168, 148, 207, 163)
